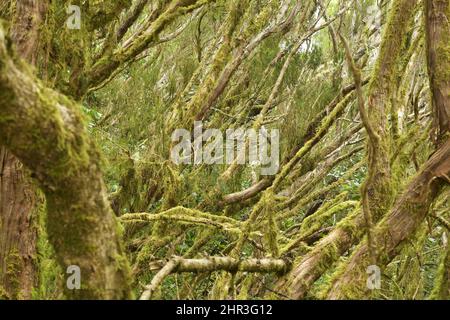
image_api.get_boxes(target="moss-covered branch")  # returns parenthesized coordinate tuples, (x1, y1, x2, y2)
(140, 256, 290, 300)
(121, 206, 245, 234)
(425, 0, 450, 140)
(325, 139, 450, 299)
(82, 0, 214, 96)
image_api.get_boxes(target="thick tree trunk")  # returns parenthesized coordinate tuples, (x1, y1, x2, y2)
(425, 0, 450, 139)
(326, 139, 450, 299)
(10, 0, 46, 66)
(0, 149, 37, 299)
(0, 0, 47, 299)
(0, 25, 131, 299)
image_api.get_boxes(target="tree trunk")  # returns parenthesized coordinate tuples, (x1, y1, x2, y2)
(326, 139, 450, 299)
(276, 0, 419, 299)
(0, 149, 38, 299)
(325, 0, 450, 299)
(425, 0, 450, 140)
(0, 0, 47, 299)
(0, 24, 131, 299)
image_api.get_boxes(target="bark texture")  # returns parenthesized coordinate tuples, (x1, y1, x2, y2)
(425, 0, 450, 139)
(326, 139, 450, 299)
(0, 0, 48, 299)
(0, 25, 131, 299)
(277, 0, 419, 299)
(325, 0, 450, 299)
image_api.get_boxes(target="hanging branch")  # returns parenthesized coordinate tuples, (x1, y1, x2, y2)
(339, 32, 377, 265)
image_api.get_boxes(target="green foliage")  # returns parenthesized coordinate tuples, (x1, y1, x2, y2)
(1, 0, 448, 301)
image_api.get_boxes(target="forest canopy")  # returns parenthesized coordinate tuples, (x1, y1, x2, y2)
(0, 0, 449, 300)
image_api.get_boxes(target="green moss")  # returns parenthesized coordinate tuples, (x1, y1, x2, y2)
(299, 193, 355, 237)
(429, 235, 449, 300)
(33, 199, 64, 300)
(4, 249, 22, 298)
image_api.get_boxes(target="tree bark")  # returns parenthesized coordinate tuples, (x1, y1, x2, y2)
(325, 0, 450, 299)
(276, 0, 419, 299)
(425, 0, 450, 140)
(0, 25, 131, 299)
(0, 149, 38, 299)
(141, 256, 290, 300)
(149, 256, 289, 274)
(0, 0, 47, 299)
(326, 139, 450, 299)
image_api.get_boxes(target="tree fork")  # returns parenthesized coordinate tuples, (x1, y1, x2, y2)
(141, 256, 290, 300)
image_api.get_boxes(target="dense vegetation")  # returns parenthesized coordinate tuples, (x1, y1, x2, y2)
(0, 0, 448, 300)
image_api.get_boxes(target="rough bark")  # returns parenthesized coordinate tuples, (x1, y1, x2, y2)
(0, 26, 131, 299)
(0, 149, 38, 299)
(274, 210, 364, 299)
(0, 0, 48, 299)
(325, 0, 450, 299)
(10, 0, 47, 65)
(425, 0, 450, 140)
(141, 256, 289, 300)
(361, 0, 418, 244)
(326, 139, 450, 299)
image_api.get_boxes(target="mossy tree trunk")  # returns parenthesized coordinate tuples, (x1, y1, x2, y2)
(325, 0, 450, 299)
(0, 0, 48, 299)
(359, 0, 418, 261)
(425, 0, 450, 141)
(430, 231, 449, 299)
(0, 149, 38, 299)
(277, 0, 419, 299)
(325, 139, 450, 299)
(0, 25, 131, 299)
(1, 0, 211, 298)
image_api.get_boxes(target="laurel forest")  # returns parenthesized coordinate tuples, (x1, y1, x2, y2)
(0, 0, 448, 300)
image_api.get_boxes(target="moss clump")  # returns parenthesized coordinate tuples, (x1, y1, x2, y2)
(429, 234, 449, 300)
